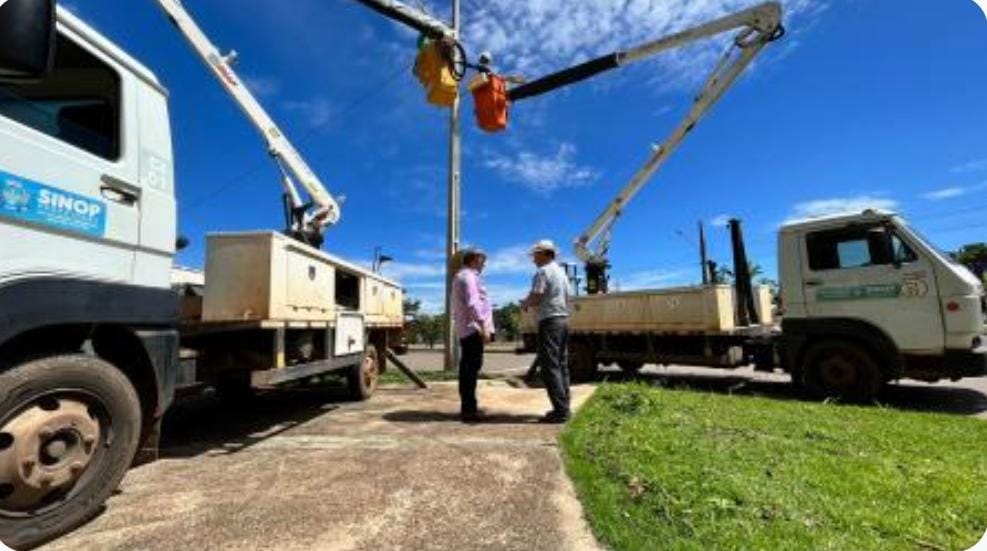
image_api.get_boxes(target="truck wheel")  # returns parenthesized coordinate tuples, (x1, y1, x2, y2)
(801, 341, 882, 402)
(347, 347, 380, 401)
(617, 360, 644, 374)
(568, 342, 598, 383)
(0, 354, 141, 549)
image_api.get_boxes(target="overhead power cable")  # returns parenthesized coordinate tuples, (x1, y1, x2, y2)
(182, 62, 410, 213)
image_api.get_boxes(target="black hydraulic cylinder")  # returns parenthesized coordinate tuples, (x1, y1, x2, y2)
(699, 221, 709, 285)
(729, 219, 758, 327)
(508, 53, 622, 102)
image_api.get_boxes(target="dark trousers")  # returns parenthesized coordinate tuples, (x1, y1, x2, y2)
(458, 332, 484, 414)
(537, 316, 571, 415)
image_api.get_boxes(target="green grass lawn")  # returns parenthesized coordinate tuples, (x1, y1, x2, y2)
(561, 384, 987, 550)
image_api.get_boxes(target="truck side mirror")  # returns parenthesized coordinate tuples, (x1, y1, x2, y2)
(867, 227, 896, 267)
(0, 0, 57, 82)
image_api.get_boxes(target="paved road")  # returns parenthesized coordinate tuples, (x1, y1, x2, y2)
(41, 376, 600, 551)
(38, 350, 987, 550)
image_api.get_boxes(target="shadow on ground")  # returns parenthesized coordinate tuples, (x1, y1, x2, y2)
(383, 410, 543, 424)
(160, 385, 349, 458)
(587, 368, 987, 416)
(156, 364, 986, 462)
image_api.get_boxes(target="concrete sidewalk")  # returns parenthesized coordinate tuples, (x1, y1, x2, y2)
(42, 381, 601, 551)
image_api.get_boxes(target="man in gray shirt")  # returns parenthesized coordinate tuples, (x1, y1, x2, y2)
(521, 239, 571, 423)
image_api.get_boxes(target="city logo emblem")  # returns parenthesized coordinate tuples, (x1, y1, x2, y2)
(1, 179, 31, 212)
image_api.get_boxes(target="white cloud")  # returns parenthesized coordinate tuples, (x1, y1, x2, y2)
(483, 244, 534, 275)
(483, 143, 599, 194)
(783, 195, 898, 224)
(282, 99, 334, 128)
(380, 242, 535, 283)
(379, 261, 445, 281)
(414, 247, 447, 260)
(710, 214, 734, 227)
(920, 181, 987, 201)
(922, 186, 965, 201)
(462, 0, 827, 91)
(242, 75, 281, 98)
(653, 105, 676, 117)
(394, 242, 541, 313)
(613, 268, 692, 291)
(401, 278, 532, 314)
(485, 282, 534, 307)
(402, 282, 446, 314)
(951, 158, 987, 174)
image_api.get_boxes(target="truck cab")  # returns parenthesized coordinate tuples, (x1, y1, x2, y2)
(2, 3, 404, 546)
(778, 210, 987, 397)
(0, 5, 180, 547)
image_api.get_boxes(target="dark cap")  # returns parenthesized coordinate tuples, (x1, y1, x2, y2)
(461, 248, 487, 265)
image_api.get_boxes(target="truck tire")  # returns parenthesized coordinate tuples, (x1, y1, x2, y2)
(0, 354, 142, 549)
(617, 360, 644, 374)
(347, 347, 380, 401)
(801, 341, 882, 402)
(568, 341, 598, 383)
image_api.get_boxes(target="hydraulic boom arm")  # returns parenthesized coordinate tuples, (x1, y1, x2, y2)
(511, 2, 783, 292)
(154, 0, 341, 246)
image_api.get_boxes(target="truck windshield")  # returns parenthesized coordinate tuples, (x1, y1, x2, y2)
(896, 221, 958, 265)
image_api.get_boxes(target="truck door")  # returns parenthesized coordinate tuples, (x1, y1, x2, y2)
(0, 32, 139, 284)
(800, 223, 944, 353)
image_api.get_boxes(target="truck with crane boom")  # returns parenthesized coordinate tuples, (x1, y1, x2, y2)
(517, 3, 987, 398)
(0, 1, 404, 546)
(524, 211, 987, 396)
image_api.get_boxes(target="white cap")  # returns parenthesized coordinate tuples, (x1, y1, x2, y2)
(530, 239, 558, 255)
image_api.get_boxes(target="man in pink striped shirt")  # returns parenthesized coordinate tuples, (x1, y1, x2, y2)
(453, 248, 496, 422)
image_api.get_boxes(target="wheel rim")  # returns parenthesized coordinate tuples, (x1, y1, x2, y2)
(362, 352, 379, 389)
(818, 354, 858, 389)
(0, 396, 101, 515)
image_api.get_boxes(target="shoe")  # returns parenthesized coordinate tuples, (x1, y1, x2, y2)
(461, 409, 484, 423)
(538, 411, 570, 424)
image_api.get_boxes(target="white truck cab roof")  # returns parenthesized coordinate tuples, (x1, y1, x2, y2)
(56, 6, 169, 96)
(780, 209, 897, 234)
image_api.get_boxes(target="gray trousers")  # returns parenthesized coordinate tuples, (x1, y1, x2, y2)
(537, 316, 571, 415)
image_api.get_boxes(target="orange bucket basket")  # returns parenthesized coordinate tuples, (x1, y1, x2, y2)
(471, 74, 509, 133)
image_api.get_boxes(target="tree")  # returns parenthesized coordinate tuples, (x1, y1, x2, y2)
(953, 243, 987, 282)
(403, 297, 422, 319)
(418, 314, 445, 349)
(401, 297, 424, 345)
(711, 261, 763, 284)
(493, 302, 522, 342)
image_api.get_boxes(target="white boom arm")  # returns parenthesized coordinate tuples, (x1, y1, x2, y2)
(572, 2, 782, 266)
(154, 0, 341, 243)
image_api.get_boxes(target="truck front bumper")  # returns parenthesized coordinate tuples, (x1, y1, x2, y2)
(903, 346, 987, 381)
(944, 346, 987, 378)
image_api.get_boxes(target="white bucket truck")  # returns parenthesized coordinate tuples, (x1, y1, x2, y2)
(0, 1, 403, 546)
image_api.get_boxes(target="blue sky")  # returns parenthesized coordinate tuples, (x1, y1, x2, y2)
(67, 0, 987, 311)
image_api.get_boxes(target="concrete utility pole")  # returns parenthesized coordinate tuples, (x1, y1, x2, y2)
(443, 0, 461, 371)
